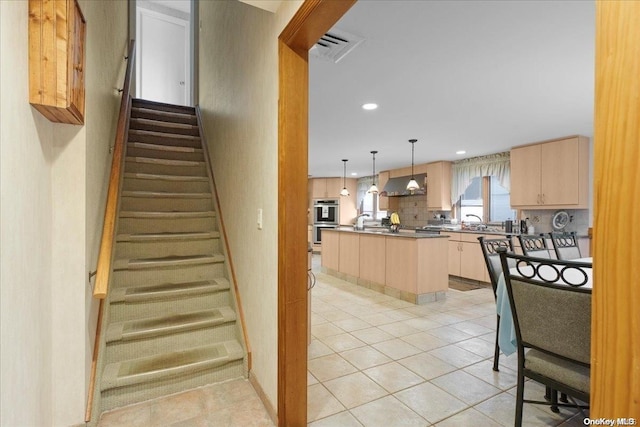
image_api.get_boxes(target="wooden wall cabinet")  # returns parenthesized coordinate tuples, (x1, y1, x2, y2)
(510, 136, 589, 209)
(426, 161, 452, 210)
(29, 0, 86, 125)
(310, 177, 342, 199)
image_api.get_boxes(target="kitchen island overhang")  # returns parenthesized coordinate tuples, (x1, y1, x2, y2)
(321, 228, 449, 304)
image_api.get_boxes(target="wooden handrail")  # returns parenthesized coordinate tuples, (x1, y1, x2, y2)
(93, 39, 135, 299)
(86, 40, 135, 423)
(196, 106, 252, 370)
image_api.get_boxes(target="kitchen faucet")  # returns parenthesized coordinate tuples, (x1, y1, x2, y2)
(465, 214, 487, 230)
(355, 213, 370, 230)
(465, 214, 483, 223)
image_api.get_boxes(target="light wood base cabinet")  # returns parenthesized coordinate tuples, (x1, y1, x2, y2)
(445, 232, 488, 282)
(321, 229, 448, 304)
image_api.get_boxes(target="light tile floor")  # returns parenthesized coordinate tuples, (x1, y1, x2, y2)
(98, 255, 588, 426)
(307, 255, 588, 426)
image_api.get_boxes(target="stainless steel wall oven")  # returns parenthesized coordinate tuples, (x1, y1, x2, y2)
(313, 199, 339, 224)
(312, 224, 337, 244)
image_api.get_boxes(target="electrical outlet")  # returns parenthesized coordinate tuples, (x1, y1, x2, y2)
(257, 208, 263, 230)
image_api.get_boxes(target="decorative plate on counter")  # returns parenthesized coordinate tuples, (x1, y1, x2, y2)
(552, 211, 570, 230)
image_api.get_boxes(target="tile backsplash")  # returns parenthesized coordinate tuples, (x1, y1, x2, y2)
(394, 196, 453, 227)
(520, 209, 589, 236)
(391, 196, 589, 236)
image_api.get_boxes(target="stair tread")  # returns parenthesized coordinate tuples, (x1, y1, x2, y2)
(114, 254, 224, 270)
(129, 129, 200, 141)
(124, 172, 208, 182)
(128, 142, 203, 154)
(125, 156, 204, 167)
(121, 190, 211, 199)
(101, 340, 243, 391)
(119, 210, 215, 219)
(116, 231, 219, 242)
(106, 307, 236, 343)
(110, 278, 230, 303)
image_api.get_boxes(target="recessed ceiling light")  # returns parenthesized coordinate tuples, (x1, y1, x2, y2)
(362, 103, 378, 110)
(456, 150, 466, 155)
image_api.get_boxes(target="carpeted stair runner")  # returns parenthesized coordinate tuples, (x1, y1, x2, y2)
(95, 99, 246, 417)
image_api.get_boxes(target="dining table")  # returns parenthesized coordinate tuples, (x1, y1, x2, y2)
(496, 257, 593, 356)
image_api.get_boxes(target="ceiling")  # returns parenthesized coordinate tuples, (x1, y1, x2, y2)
(308, 0, 595, 179)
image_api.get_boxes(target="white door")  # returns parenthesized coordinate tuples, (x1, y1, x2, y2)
(136, 8, 190, 105)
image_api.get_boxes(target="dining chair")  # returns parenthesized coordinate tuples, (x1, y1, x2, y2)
(497, 249, 591, 427)
(477, 236, 514, 372)
(518, 234, 552, 258)
(549, 231, 581, 260)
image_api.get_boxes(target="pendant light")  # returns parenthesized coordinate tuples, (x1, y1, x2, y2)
(368, 150, 379, 194)
(340, 159, 350, 196)
(406, 139, 419, 191)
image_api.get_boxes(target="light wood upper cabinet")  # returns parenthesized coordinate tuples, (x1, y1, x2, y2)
(310, 177, 342, 199)
(510, 136, 589, 209)
(426, 161, 452, 210)
(29, 0, 86, 125)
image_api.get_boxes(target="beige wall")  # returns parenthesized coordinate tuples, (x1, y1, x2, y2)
(198, 0, 302, 409)
(0, 3, 55, 426)
(0, 1, 128, 425)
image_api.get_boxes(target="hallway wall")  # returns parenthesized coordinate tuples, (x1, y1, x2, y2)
(1, 4, 55, 426)
(0, 1, 128, 425)
(198, 0, 302, 412)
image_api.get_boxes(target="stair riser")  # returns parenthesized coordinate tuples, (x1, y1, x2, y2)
(125, 161, 207, 177)
(132, 100, 196, 115)
(109, 290, 231, 323)
(115, 238, 220, 260)
(130, 121, 200, 136)
(128, 132, 201, 149)
(126, 146, 205, 162)
(131, 109, 197, 126)
(100, 360, 244, 412)
(104, 323, 238, 364)
(120, 197, 213, 212)
(117, 216, 216, 234)
(122, 178, 210, 194)
(112, 263, 226, 288)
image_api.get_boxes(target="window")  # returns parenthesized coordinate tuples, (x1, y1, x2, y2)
(361, 192, 387, 220)
(460, 177, 483, 221)
(458, 176, 516, 223)
(489, 176, 515, 221)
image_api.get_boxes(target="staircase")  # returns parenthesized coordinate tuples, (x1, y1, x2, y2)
(96, 99, 247, 414)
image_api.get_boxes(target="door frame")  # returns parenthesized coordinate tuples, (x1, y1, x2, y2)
(277, 1, 355, 425)
(129, 0, 197, 106)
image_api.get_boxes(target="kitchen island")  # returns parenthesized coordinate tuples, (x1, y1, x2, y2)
(321, 228, 449, 304)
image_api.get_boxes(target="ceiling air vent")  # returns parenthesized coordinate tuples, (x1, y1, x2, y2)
(310, 28, 365, 63)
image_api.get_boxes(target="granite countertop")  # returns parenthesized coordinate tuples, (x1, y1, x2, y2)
(333, 227, 449, 239)
(337, 225, 588, 239)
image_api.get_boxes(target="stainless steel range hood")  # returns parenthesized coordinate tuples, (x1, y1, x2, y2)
(380, 174, 426, 197)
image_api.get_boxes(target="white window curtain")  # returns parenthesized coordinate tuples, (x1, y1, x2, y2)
(451, 152, 510, 203)
(356, 176, 375, 213)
